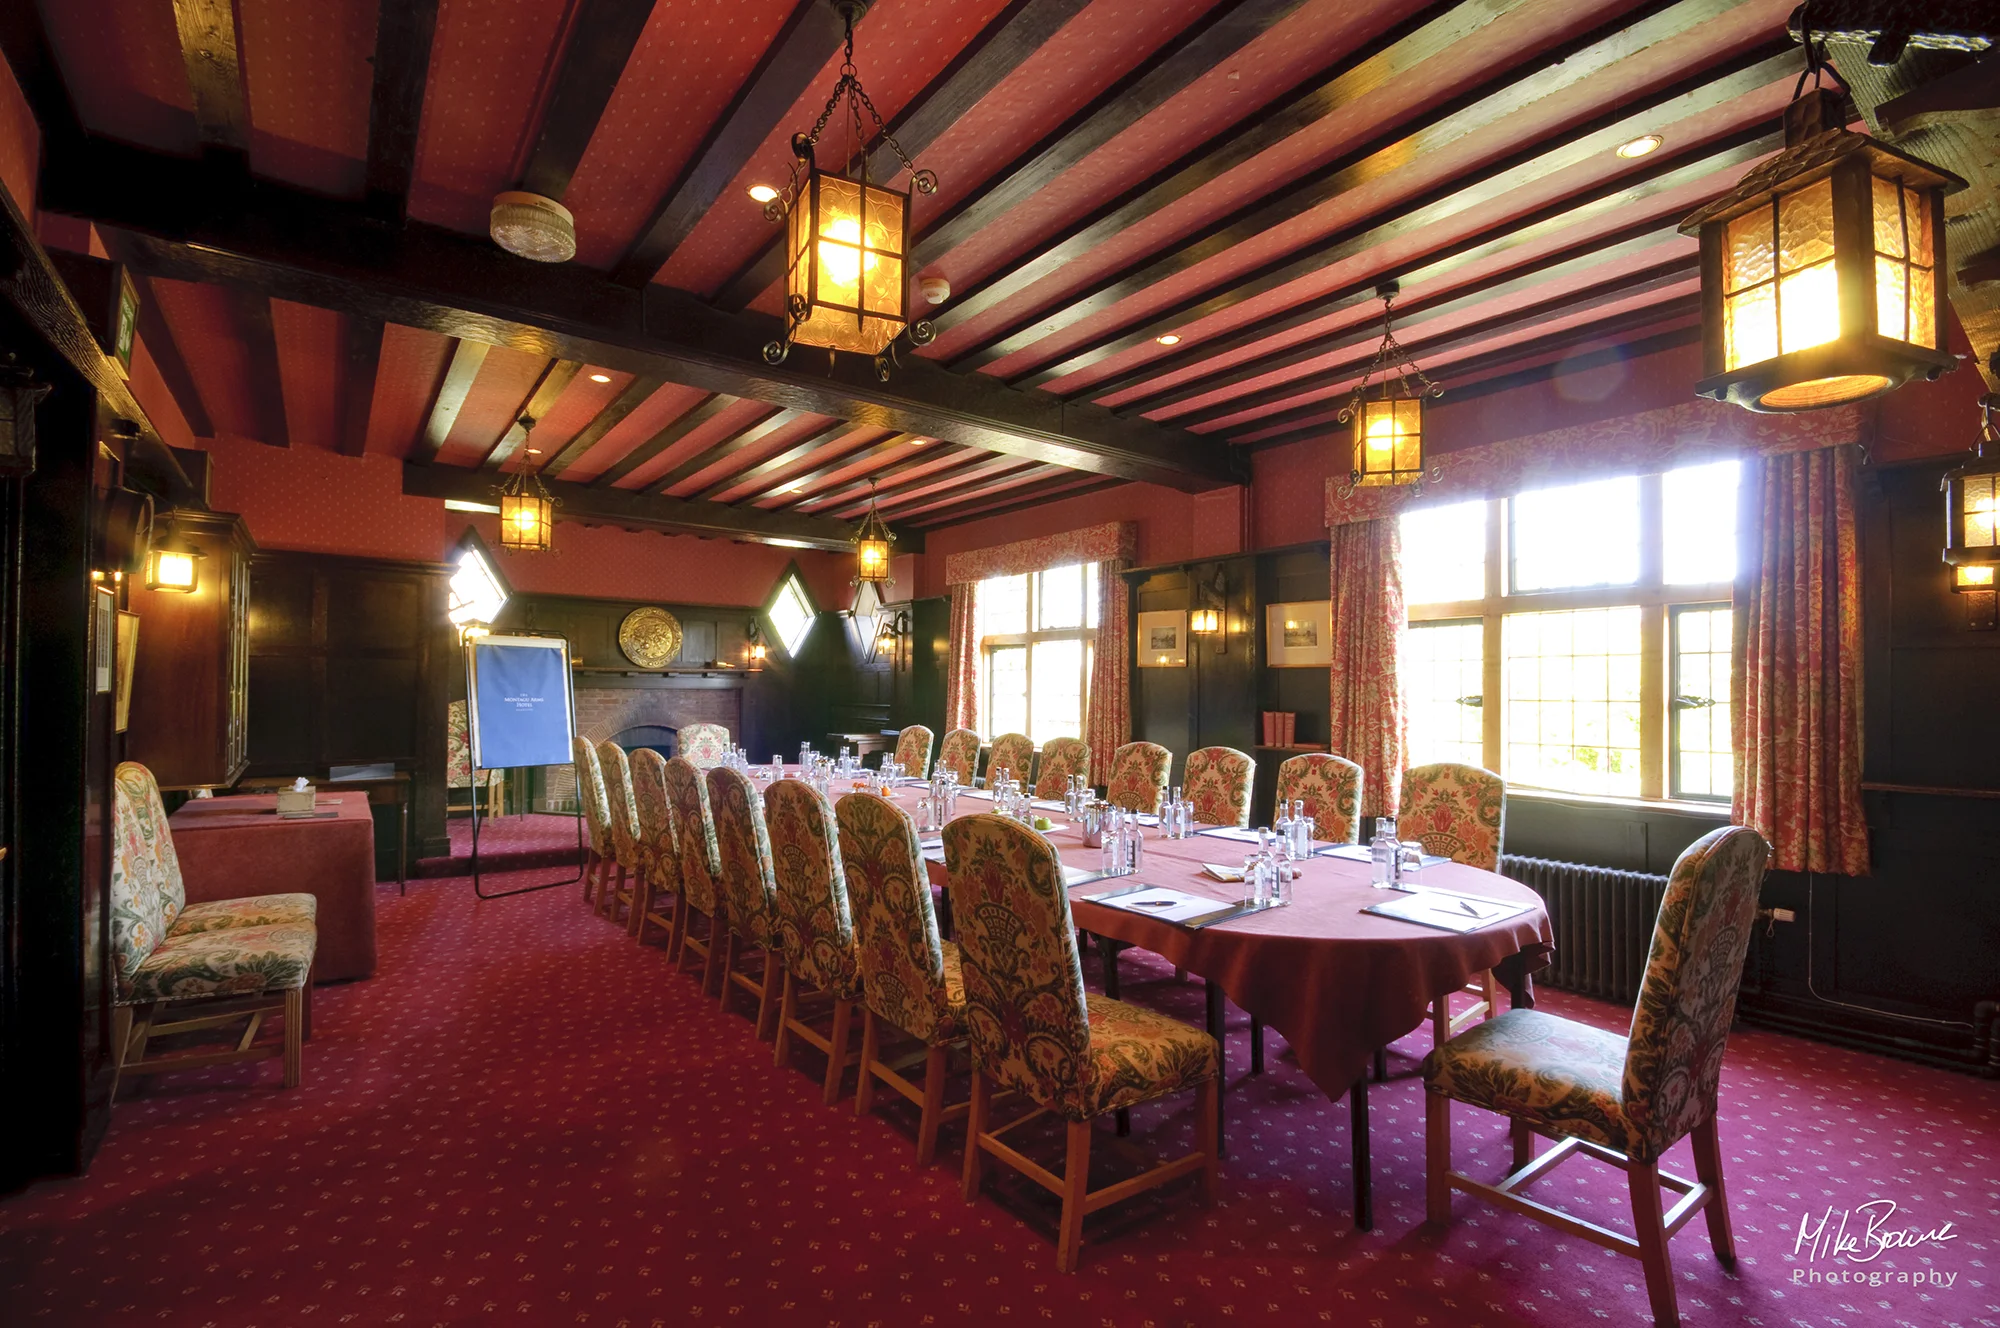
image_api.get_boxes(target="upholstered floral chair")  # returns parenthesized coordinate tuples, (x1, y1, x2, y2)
(1424, 825, 1770, 1328)
(937, 727, 982, 785)
(595, 740, 645, 924)
(572, 736, 616, 909)
(1275, 753, 1363, 844)
(1033, 736, 1092, 801)
(662, 756, 724, 985)
(1183, 746, 1255, 827)
(678, 722, 732, 770)
(1400, 762, 1508, 1042)
(706, 766, 782, 1040)
(945, 813, 1218, 1271)
(892, 724, 934, 776)
(446, 698, 504, 816)
(764, 778, 862, 1103)
(1105, 741, 1172, 816)
(835, 790, 969, 1165)
(109, 762, 319, 1093)
(626, 748, 682, 948)
(987, 732, 1035, 787)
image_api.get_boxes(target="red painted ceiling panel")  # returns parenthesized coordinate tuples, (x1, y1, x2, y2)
(748, 436, 943, 508)
(795, 448, 971, 513)
(704, 425, 894, 505)
(148, 277, 260, 442)
(607, 394, 775, 489)
(433, 345, 551, 465)
(238, 0, 375, 196)
(409, 0, 574, 236)
(39, 0, 197, 155)
(654, 0, 1017, 299)
(271, 299, 343, 451)
(562, 0, 801, 271)
(0, 43, 41, 219)
(663, 411, 843, 499)
(364, 323, 455, 457)
(509, 366, 635, 470)
(557, 379, 716, 483)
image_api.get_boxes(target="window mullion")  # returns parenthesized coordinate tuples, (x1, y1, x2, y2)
(1637, 474, 1666, 800)
(1482, 498, 1504, 774)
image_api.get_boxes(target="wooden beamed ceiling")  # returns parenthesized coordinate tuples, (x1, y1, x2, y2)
(10, 0, 1967, 543)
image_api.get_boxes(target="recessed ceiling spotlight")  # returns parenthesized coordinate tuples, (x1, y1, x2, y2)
(525, 448, 542, 456)
(779, 481, 806, 493)
(748, 184, 779, 204)
(1616, 133, 1663, 159)
(1156, 333, 1182, 346)
(588, 372, 611, 383)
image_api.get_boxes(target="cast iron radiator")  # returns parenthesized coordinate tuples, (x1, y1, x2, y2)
(1497, 855, 1670, 1004)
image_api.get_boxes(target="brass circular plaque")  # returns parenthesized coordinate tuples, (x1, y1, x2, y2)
(618, 606, 683, 669)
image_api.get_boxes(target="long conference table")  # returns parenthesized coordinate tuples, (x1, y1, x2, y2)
(804, 773, 1555, 1232)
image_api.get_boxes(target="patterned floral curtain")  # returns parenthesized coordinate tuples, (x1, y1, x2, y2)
(1732, 445, 1869, 876)
(1328, 518, 1406, 818)
(945, 582, 980, 733)
(1086, 557, 1130, 785)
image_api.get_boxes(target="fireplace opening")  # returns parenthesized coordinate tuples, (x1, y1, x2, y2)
(612, 724, 677, 760)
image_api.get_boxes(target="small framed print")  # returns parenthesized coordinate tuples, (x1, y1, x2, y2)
(1266, 601, 1333, 667)
(91, 585, 115, 693)
(1136, 610, 1187, 667)
(115, 611, 140, 732)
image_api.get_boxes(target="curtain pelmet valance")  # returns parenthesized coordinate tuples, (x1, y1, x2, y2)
(943, 521, 1137, 585)
(1323, 400, 1867, 526)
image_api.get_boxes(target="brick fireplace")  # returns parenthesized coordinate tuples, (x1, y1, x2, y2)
(542, 678, 742, 809)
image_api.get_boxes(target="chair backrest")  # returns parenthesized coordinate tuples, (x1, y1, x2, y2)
(1620, 825, 1770, 1158)
(988, 732, 1036, 785)
(1105, 741, 1171, 815)
(893, 724, 934, 775)
(661, 756, 722, 914)
(1275, 753, 1364, 844)
(679, 722, 732, 769)
(1033, 736, 1092, 800)
(1397, 762, 1505, 870)
(943, 813, 1097, 1118)
(938, 727, 982, 784)
(1184, 746, 1255, 827)
(114, 761, 184, 929)
(836, 791, 954, 1044)
(764, 778, 859, 998)
(706, 766, 778, 944)
(627, 748, 680, 893)
(595, 739, 642, 862)
(572, 735, 613, 856)
(108, 771, 168, 984)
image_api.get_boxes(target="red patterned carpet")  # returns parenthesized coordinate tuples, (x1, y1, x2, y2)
(415, 812, 587, 877)
(3, 868, 1994, 1327)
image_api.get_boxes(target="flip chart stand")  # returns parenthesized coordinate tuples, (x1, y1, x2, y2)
(464, 631, 588, 899)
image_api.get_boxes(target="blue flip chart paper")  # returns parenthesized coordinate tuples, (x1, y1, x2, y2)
(471, 640, 572, 770)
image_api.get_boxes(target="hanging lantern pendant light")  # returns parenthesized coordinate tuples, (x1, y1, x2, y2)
(1336, 282, 1444, 495)
(851, 478, 896, 588)
(1944, 390, 2000, 593)
(497, 416, 558, 554)
(763, 0, 938, 382)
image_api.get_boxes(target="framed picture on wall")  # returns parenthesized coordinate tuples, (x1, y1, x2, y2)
(1266, 601, 1333, 667)
(1136, 610, 1188, 667)
(115, 611, 140, 732)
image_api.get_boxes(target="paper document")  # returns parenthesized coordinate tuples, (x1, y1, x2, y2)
(1076, 885, 1230, 923)
(1322, 843, 1449, 867)
(1197, 825, 1265, 844)
(1362, 889, 1534, 933)
(1200, 863, 1247, 883)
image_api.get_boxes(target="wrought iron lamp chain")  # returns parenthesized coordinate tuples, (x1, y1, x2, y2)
(1335, 293, 1444, 428)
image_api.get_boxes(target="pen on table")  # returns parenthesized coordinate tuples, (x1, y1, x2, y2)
(1456, 900, 1482, 917)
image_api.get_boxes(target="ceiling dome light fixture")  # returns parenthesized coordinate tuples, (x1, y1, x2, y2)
(1336, 281, 1443, 495)
(588, 372, 612, 383)
(1156, 333, 1182, 346)
(490, 191, 577, 263)
(497, 416, 558, 553)
(1616, 133, 1663, 158)
(1677, 13, 1964, 413)
(762, 0, 938, 381)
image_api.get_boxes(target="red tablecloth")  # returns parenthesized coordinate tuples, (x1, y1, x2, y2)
(168, 792, 378, 982)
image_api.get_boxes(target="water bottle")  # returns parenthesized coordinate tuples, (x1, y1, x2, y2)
(1245, 853, 1269, 907)
(1370, 815, 1397, 886)
(1274, 802, 1293, 850)
(1102, 806, 1123, 876)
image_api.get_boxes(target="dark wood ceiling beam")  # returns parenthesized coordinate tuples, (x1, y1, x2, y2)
(413, 339, 488, 461)
(1411, 322, 1702, 411)
(645, 405, 794, 493)
(610, 0, 849, 287)
(541, 372, 666, 476)
(926, 0, 1514, 339)
(229, 289, 288, 446)
(337, 315, 382, 457)
(589, 390, 738, 487)
(704, 428, 905, 504)
(868, 460, 1047, 519)
(690, 420, 851, 501)
(710, 0, 1101, 314)
(962, 30, 1793, 380)
(1168, 254, 1698, 431)
(364, 0, 438, 222)
(171, 0, 249, 156)
(519, 0, 657, 201)
(786, 444, 969, 512)
(828, 453, 1032, 518)
(402, 459, 921, 551)
(755, 434, 935, 507)
(907, 474, 1120, 529)
(888, 461, 1073, 517)
(478, 358, 584, 470)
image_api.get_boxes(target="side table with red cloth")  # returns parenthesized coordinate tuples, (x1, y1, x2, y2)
(167, 792, 379, 982)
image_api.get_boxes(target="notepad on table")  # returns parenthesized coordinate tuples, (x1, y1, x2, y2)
(1075, 885, 1230, 923)
(1200, 863, 1246, 883)
(1197, 825, 1264, 844)
(1321, 843, 1449, 867)
(1361, 889, 1534, 933)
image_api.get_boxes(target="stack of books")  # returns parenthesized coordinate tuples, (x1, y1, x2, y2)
(1260, 711, 1298, 746)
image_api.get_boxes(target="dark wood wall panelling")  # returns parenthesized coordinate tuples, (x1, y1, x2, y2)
(124, 510, 253, 789)
(244, 552, 453, 872)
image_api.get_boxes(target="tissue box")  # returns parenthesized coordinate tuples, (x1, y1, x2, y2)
(275, 785, 317, 816)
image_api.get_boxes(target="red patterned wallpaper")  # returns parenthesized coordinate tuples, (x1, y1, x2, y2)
(913, 482, 1196, 598)
(0, 51, 38, 222)
(198, 435, 450, 562)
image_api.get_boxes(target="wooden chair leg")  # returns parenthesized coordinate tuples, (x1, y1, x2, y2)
(1479, 968, 1499, 1021)
(282, 987, 303, 1089)
(916, 1043, 948, 1166)
(1511, 1116, 1534, 1171)
(1424, 1088, 1452, 1225)
(1430, 996, 1450, 1047)
(822, 997, 853, 1105)
(110, 1004, 132, 1101)
(1373, 1047, 1388, 1082)
(628, 874, 651, 938)
(581, 852, 598, 904)
(1055, 1119, 1092, 1273)
(855, 1011, 879, 1118)
(667, 893, 689, 964)
(961, 1069, 991, 1202)
(1689, 1113, 1737, 1266)
(1250, 1017, 1265, 1074)
(711, 929, 734, 1005)
(753, 949, 780, 1041)
(1628, 1158, 1682, 1328)
(772, 969, 797, 1067)
(1196, 1076, 1220, 1204)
